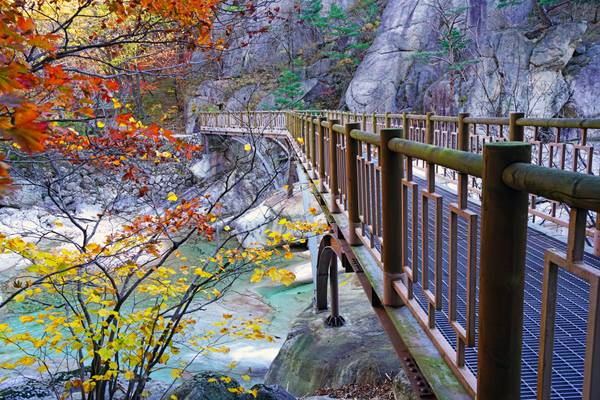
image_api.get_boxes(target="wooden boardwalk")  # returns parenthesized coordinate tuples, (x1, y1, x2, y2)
(195, 111, 600, 400)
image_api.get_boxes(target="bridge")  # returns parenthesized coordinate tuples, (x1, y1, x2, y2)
(194, 110, 600, 400)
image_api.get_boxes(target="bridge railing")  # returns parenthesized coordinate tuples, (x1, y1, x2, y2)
(196, 111, 287, 131)
(285, 111, 600, 399)
(318, 110, 600, 253)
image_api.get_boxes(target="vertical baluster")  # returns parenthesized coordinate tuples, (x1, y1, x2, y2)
(345, 122, 361, 245)
(329, 120, 340, 213)
(317, 116, 325, 191)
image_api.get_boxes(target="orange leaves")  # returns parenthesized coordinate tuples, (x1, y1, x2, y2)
(15, 17, 34, 34)
(0, 103, 47, 153)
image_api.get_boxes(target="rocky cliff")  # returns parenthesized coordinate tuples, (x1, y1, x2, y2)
(187, 0, 600, 129)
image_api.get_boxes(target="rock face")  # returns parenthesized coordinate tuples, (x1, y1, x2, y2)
(264, 274, 411, 398)
(230, 186, 325, 247)
(345, 0, 439, 112)
(187, 1, 600, 119)
(344, 0, 600, 118)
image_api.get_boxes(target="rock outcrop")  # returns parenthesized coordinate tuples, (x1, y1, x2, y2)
(264, 274, 414, 399)
(168, 373, 297, 400)
(188, 0, 600, 120)
(345, 0, 600, 118)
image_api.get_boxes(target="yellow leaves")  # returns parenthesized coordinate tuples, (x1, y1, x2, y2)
(248, 388, 258, 398)
(18, 356, 36, 366)
(244, 143, 252, 152)
(167, 192, 178, 202)
(96, 121, 105, 128)
(19, 315, 35, 323)
(207, 377, 217, 383)
(284, 251, 293, 260)
(223, 225, 231, 232)
(53, 219, 64, 227)
(241, 374, 251, 382)
(220, 376, 232, 383)
(223, 313, 233, 319)
(297, 137, 304, 145)
(170, 368, 182, 379)
(250, 269, 264, 283)
(279, 269, 296, 286)
(193, 268, 213, 279)
(124, 370, 135, 380)
(227, 361, 237, 369)
(111, 98, 122, 109)
(227, 386, 245, 394)
(97, 347, 114, 361)
(308, 207, 318, 215)
(96, 308, 118, 318)
(156, 150, 172, 158)
(0, 323, 9, 333)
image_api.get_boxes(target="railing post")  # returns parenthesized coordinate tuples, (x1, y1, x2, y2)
(478, 142, 531, 399)
(345, 122, 361, 245)
(380, 127, 404, 307)
(509, 112, 525, 141)
(385, 112, 391, 128)
(328, 119, 340, 213)
(304, 116, 310, 165)
(317, 116, 325, 189)
(458, 112, 470, 207)
(310, 116, 318, 176)
(372, 112, 377, 134)
(595, 218, 600, 256)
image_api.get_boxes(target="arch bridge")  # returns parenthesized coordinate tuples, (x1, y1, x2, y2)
(195, 110, 600, 400)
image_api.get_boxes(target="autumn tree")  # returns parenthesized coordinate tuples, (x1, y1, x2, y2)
(0, 1, 324, 399)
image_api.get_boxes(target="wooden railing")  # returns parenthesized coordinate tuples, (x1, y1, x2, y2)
(196, 110, 600, 399)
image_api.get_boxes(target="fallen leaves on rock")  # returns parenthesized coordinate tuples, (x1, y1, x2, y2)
(313, 378, 395, 400)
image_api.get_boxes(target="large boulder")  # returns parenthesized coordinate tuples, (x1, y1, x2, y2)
(230, 188, 325, 247)
(345, 0, 441, 112)
(168, 372, 253, 400)
(264, 274, 411, 397)
(565, 43, 600, 117)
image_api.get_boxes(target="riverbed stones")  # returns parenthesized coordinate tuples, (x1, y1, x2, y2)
(264, 274, 412, 398)
(251, 384, 296, 400)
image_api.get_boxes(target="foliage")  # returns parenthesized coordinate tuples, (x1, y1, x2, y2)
(0, 0, 250, 191)
(0, 212, 326, 398)
(273, 68, 306, 110)
(299, 0, 379, 69)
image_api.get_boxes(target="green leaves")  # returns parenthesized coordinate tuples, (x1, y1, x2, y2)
(273, 69, 305, 110)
